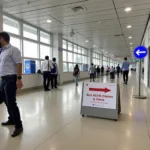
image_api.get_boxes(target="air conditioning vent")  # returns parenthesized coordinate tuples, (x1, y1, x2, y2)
(114, 34, 124, 37)
(70, 5, 86, 12)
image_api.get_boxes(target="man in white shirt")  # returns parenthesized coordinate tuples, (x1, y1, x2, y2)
(41, 56, 53, 91)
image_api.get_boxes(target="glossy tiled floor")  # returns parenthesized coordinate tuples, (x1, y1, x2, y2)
(1, 72, 150, 150)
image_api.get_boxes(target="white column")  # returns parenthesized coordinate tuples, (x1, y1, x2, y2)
(53, 33, 63, 84)
(101, 54, 103, 66)
(89, 48, 93, 64)
(0, 7, 3, 32)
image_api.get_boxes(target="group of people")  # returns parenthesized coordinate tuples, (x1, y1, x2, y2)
(88, 57, 130, 84)
(41, 56, 58, 91)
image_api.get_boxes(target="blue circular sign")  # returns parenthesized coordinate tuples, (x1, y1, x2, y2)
(134, 46, 148, 59)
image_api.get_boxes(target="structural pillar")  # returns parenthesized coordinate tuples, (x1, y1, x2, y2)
(53, 33, 63, 84)
(0, 7, 3, 32)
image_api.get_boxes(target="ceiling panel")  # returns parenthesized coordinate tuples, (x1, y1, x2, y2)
(1, 0, 150, 59)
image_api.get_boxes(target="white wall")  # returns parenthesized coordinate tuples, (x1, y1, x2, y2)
(142, 20, 150, 87)
(63, 72, 89, 83)
(22, 74, 43, 89)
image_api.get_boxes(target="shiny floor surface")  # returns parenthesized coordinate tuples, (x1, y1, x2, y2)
(1, 73, 150, 150)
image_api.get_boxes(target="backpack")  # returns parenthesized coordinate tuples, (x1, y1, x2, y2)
(51, 63, 57, 74)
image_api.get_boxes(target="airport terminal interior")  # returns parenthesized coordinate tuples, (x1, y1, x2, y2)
(0, 0, 150, 149)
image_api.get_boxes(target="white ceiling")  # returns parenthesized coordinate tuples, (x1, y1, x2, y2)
(0, 0, 150, 58)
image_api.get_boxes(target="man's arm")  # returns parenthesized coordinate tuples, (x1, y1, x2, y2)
(17, 63, 22, 77)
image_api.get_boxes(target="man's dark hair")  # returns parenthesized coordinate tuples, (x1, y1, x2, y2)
(0, 32, 10, 43)
(91, 63, 93, 66)
(53, 58, 56, 62)
(124, 57, 127, 60)
(45, 56, 49, 60)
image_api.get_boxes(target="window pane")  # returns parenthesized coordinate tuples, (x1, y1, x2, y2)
(78, 47, 82, 53)
(78, 54, 82, 63)
(40, 31, 50, 44)
(40, 45, 51, 59)
(74, 54, 78, 63)
(74, 45, 78, 53)
(68, 42, 72, 51)
(63, 40, 67, 49)
(63, 51, 67, 61)
(10, 36, 20, 51)
(79, 64, 82, 71)
(3, 16, 20, 35)
(63, 63, 68, 72)
(23, 24, 37, 40)
(68, 52, 73, 62)
(23, 40, 38, 58)
(69, 63, 73, 72)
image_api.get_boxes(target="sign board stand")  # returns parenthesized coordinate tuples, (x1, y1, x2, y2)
(80, 82, 121, 121)
(132, 59, 146, 99)
(133, 46, 147, 99)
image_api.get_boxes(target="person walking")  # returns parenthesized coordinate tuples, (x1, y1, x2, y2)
(0, 32, 23, 137)
(116, 64, 121, 78)
(122, 57, 130, 84)
(110, 66, 115, 79)
(41, 56, 53, 91)
(73, 64, 80, 86)
(101, 65, 104, 76)
(97, 66, 100, 78)
(51, 58, 58, 89)
(89, 63, 95, 82)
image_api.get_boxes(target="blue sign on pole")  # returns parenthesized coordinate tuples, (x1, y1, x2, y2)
(134, 46, 148, 59)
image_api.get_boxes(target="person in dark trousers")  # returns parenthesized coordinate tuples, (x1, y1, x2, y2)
(116, 64, 121, 78)
(41, 56, 53, 91)
(0, 32, 23, 137)
(51, 58, 58, 89)
(97, 66, 100, 78)
(89, 63, 95, 82)
(110, 66, 115, 79)
(101, 65, 104, 76)
(73, 64, 80, 86)
(122, 57, 130, 84)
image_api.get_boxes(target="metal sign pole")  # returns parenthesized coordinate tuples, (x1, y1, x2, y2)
(133, 59, 146, 99)
(139, 59, 141, 97)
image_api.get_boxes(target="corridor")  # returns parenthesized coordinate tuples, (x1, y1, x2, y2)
(0, 73, 150, 150)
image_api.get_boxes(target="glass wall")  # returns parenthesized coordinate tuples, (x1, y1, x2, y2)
(93, 52, 101, 66)
(103, 56, 108, 68)
(62, 39, 88, 72)
(3, 15, 52, 74)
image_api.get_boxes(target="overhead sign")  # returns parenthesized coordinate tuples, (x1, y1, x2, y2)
(134, 46, 148, 59)
(82, 82, 117, 109)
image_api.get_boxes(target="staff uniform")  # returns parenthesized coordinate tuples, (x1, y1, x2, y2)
(0, 44, 22, 128)
(41, 60, 53, 90)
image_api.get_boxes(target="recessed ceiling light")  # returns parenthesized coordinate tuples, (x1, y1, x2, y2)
(47, 20, 52, 23)
(127, 25, 132, 28)
(85, 40, 89, 43)
(125, 7, 132, 12)
(130, 43, 133, 45)
(128, 36, 132, 39)
(93, 45, 97, 47)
